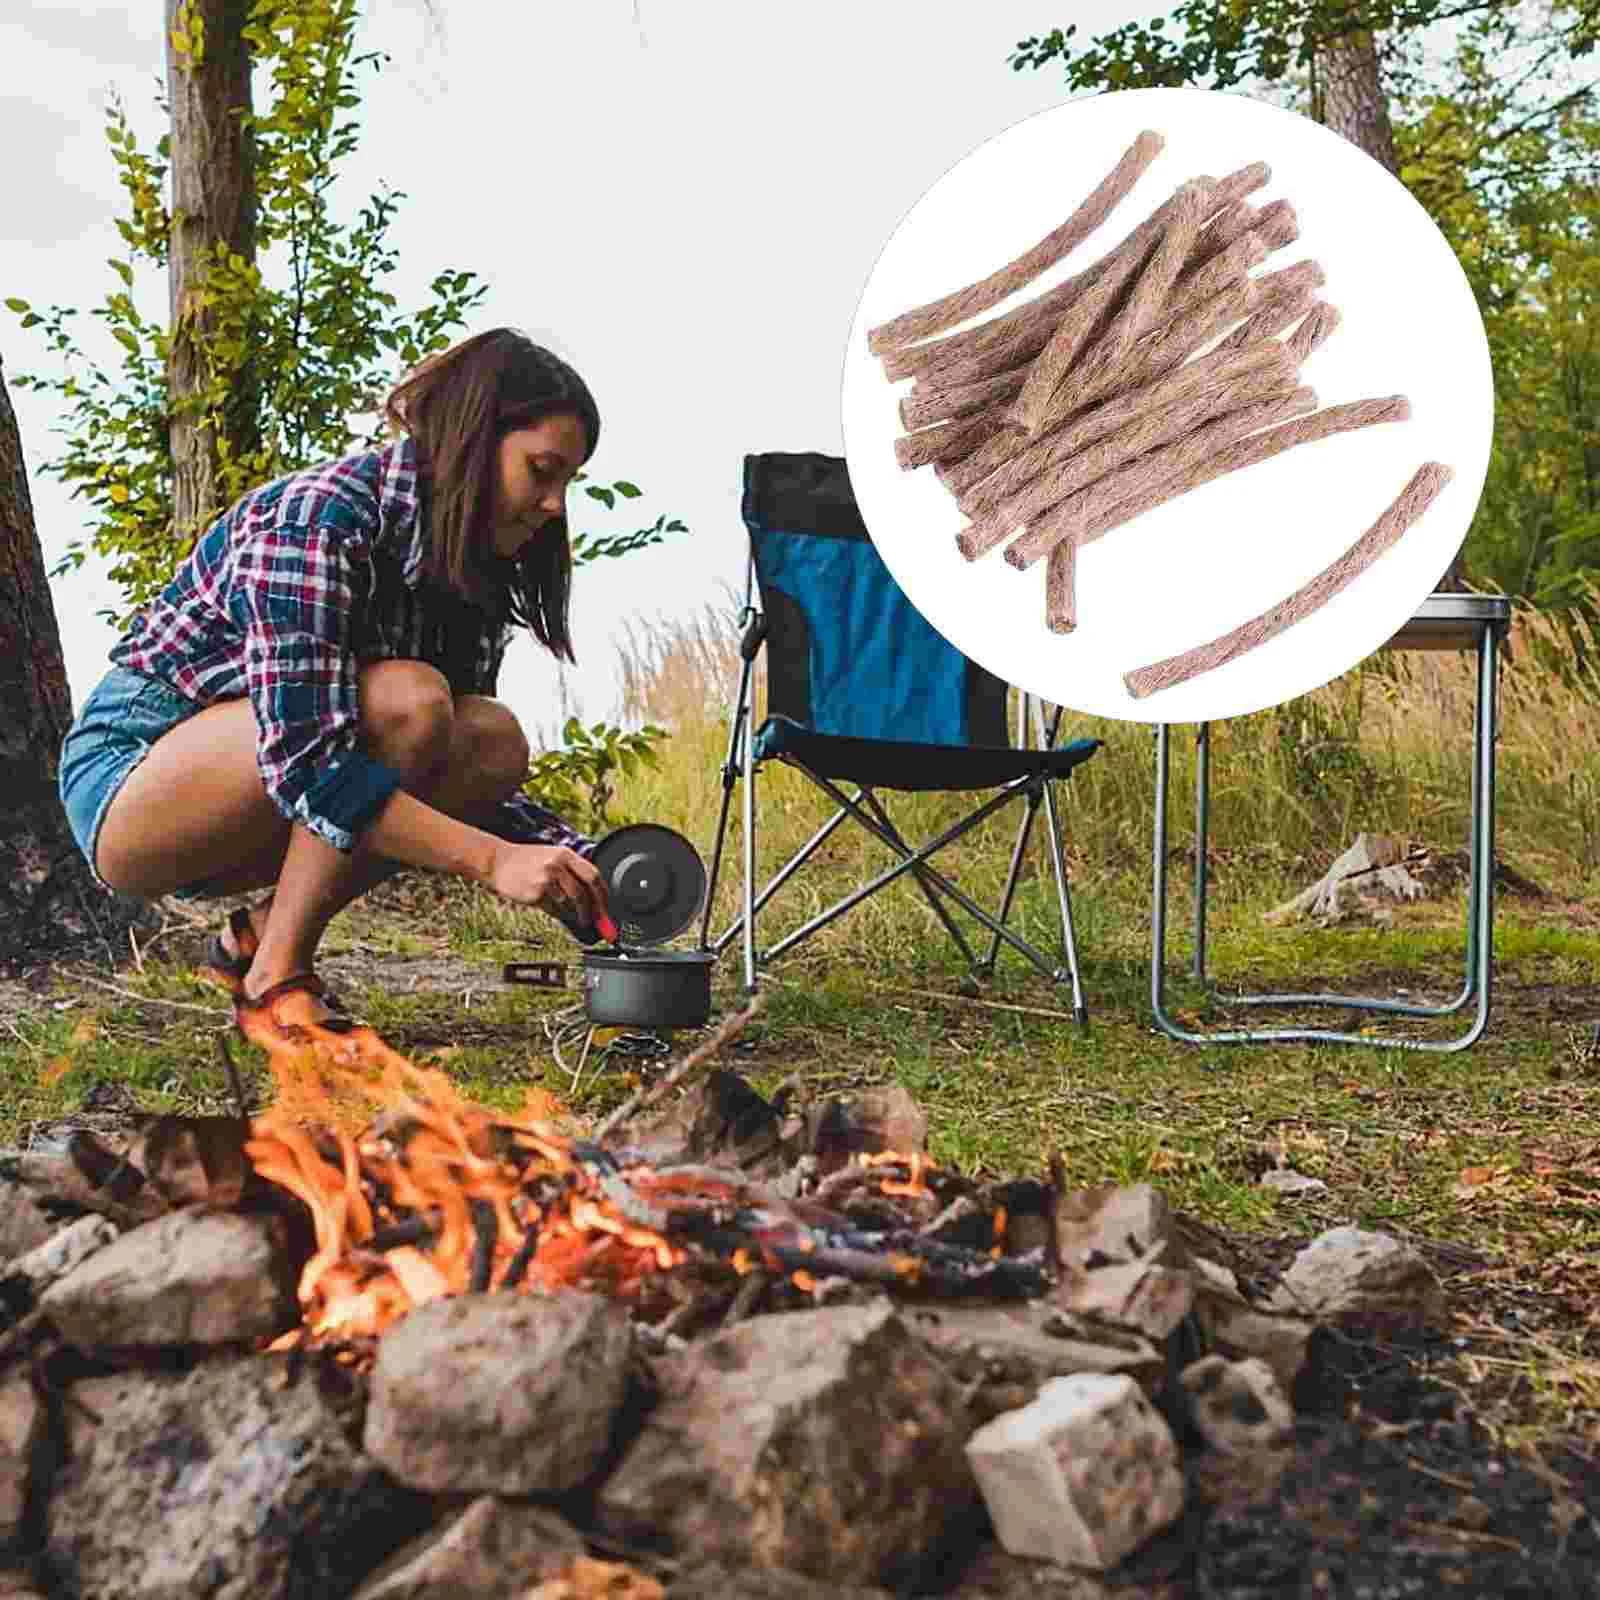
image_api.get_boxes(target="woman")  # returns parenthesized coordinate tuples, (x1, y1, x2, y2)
(58, 328, 613, 1038)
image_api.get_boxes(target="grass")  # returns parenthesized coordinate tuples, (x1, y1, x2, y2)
(3, 598, 1599, 1446)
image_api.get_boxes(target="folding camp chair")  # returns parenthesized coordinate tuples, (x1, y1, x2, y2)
(700, 452, 1103, 1020)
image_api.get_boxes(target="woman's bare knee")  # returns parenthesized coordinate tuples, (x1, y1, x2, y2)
(453, 696, 531, 802)
(359, 661, 454, 782)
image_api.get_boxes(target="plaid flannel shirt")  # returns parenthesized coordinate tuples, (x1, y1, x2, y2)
(110, 436, 592, 858)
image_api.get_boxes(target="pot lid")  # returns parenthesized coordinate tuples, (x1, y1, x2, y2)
(589, 823, 707, 947)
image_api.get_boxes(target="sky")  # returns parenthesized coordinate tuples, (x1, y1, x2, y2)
(3, 0, 1146, 744)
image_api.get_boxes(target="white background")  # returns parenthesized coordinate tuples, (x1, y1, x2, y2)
(842, 87, 1495, 724)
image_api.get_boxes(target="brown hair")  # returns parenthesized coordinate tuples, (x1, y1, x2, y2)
(384, 328, 601, 663)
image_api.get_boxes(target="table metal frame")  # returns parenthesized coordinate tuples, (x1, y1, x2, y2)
(1149, 594, 1512, 1051)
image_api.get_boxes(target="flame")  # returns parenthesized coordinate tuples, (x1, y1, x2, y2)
(858, 1148, 936, 1199)
(240, 1015, 685, 1344)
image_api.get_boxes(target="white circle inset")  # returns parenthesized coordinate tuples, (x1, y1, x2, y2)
(841, 88, 1494, 724)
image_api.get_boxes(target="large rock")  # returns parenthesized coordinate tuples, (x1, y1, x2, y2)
(965, 1373, 1185, 1572)
(44, 1355, 425, 1600)
(39, 1210, 296, 1350)
(908, 1300, 1165, 1424)
(1179, 1356, 1294, 1456)
(1267, 1227, 1444, 1334)
(0, 1378, 42, 1549)
(350, 1497, 583, 1600)
(1, 1214, 119, 1306)
(596, 1301, 977, 1586)
(364, 1290, 634, 1495)
(1057, 1259, 1194, 1344)
(0, 1181, 55, 1265)
(1052, 1185, 1183, 1271)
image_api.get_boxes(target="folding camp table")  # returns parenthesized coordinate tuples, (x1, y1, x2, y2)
(1149, 592, 1513, 1050)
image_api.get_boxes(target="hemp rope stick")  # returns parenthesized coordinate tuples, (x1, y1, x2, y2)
(1073, 395, 1413, 546)
(956, 352, 1298, 559)
(1046, 525, 1079, 633)
(1019, 179, 1215, 434)
(900, 363, 1028, 431)
(876, 164, 1273, 400)
(1010, 178, 1217, 434)
(879, 160, 1270, 384)
(930, 249, 1291, 500)
(1122, 461, 1454, 701)
(867, 129, 1166, 355)
(1284, 300, 1341, 365)
(894, 409, 1009, 471)
(1211, 260, 1324, 353)
(961, 337, 1291, 515)
(1002, 386, 1318, 571)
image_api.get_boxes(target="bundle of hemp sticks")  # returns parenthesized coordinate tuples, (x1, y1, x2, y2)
(868, 130, 1453, 702)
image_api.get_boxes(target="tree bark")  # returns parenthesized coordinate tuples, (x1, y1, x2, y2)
(0, 360, 147, 973)
(1311, 29, 1399, 176)
(166, 0, 258, 545)
(1312, 25, 1467, 591)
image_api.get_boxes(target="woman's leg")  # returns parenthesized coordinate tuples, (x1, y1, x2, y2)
(94, 661, 529, 1002)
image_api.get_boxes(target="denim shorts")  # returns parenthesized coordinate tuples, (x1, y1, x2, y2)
(58, 665, 213, 897)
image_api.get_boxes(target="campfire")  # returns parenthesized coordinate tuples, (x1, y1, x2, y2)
(0, 998, 1467, 1598)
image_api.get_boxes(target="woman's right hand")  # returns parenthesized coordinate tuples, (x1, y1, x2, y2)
(488, 843, 611, 930)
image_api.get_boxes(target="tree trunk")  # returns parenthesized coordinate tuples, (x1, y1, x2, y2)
(166, 0, 258, 546)
(1311, 29, 1399, 176)
(0, 360, 147, 973)
(1312, 26, 1467, 590)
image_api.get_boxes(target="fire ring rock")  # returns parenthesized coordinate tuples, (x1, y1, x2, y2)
(595, 1300, 978, 1587)
(363, 1290, 635, 1496)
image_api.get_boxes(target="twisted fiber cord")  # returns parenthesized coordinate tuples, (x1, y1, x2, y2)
(957, 353, 1297, 560)
(1046, 527, 1078, 634)
(879, 161, 1269, 385)
(1212, 260, 1325, 354)
(1017, 179, 1215, 433)
(1183, 197, 1295, 284)
(900, 362, 1027, 431)
(1080, 395, 1413, 544)
(867, 130, 1166, 355)
(1059, 273, 1275, 427)
(962, 338, 1290, 516)
(1005, 387, 1317, 571)
(1285, 301, 1341, 365)
(885, 174, 1275, 401)
(1122, 461, 1454, 701)
(893, 409, 1010, 471)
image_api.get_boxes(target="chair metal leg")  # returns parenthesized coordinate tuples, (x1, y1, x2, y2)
(1151, 626, 1499, 1051)
(858, 788, 985, 975)
(713, 803, 854, 957)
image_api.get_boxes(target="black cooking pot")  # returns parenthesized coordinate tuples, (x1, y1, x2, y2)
(503, 823, 715, 1029)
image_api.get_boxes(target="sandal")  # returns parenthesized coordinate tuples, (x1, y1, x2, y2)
(233, 972, 358, 1043)
(201, 906, 264, 996)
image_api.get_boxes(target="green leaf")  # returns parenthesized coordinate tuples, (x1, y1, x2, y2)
(614, 480, 642, 498)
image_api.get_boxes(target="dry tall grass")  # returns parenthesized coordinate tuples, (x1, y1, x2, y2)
(602, 598, 1599, 967)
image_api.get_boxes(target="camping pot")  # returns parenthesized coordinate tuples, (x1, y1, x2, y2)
(503, 823, 715, 1029)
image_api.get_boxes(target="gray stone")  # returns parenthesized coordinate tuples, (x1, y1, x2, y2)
(1052, 1185, 1183, 1271)
(908, 1299, 1165, 1425)
(44, 1355, 425, 1600)
(364, 1291, 633, 1496)
(1258, 1169, 1328, 1196)
(965, 1373, 1185, 1572)
(597, 1301, 976, 1586)
(1057, 1258, 1195, 1343)
(1268, 1226, 1444, 1333)
(0, 1378, 42, 1549)
(349, 1497, 583, 1600)
(0, 1182, 55, 1266)
(1180, 1355, 1295, 1455)
(1191, 1283, 1315, 1397)
(1, 1214, 119, 1302)
(942, 1541, 1183, 1598)
(39, 1210, 296, 1351)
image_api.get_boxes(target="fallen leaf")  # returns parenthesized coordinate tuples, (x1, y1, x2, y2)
(70, 1017, 98, 1047)
(39, 1054, 72, 1088)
